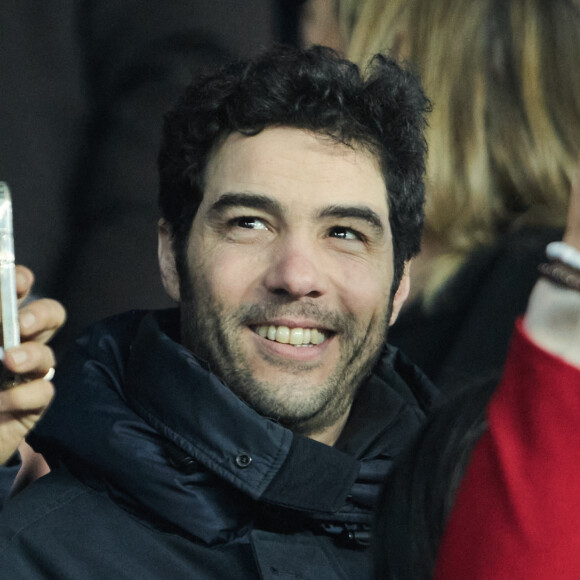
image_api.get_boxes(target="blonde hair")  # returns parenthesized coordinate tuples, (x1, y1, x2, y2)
(345, 0, 580, 301)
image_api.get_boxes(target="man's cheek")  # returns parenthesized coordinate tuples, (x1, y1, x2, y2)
(337, 275, 388, 315)
(212, 261, 264, 302)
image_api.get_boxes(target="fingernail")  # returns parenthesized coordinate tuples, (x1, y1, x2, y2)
(20, 311, 35, 329)
(16, 271, 26, 288)
(9, 349, 27, 365)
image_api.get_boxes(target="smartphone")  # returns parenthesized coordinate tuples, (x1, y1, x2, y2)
(0, 182, 20, 388)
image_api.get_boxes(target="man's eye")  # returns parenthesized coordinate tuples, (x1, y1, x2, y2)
(329, 227, 362, 241)
(234, 217, 268, 230)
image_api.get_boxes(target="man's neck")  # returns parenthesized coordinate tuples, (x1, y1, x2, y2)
(305, 411, 350, 447)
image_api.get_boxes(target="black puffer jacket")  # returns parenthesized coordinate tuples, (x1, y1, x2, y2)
(0, 310, 438, 579)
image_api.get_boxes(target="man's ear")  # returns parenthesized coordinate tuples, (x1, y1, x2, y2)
(158, 219, 181, 302)
(389, 262, 411, 326)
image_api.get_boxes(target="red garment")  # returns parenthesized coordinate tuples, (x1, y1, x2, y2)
(434, 320, 580, 579)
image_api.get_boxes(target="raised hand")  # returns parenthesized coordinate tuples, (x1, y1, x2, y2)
(0, 266, 66, 465)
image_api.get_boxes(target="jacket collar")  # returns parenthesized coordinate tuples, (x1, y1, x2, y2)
(36, 309, 437, 544)
(123, 311, 437, 516)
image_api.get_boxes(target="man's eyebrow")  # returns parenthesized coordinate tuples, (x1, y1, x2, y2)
(207, 193, 282, 217)
(318, 205, 386, 233)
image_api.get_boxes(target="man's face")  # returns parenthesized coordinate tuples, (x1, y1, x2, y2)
(160, 127, 408, 443)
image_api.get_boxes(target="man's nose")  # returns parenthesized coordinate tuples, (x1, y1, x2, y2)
(264, 239, 327, 299)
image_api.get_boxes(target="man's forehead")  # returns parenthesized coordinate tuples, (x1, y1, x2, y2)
(202, 127, 389, 214)
(208, 127, 382, 169)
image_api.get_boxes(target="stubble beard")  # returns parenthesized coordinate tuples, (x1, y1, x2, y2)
(180, 273, 391, 437)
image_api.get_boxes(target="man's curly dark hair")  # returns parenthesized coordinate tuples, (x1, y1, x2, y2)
(158, 44, 430, 290)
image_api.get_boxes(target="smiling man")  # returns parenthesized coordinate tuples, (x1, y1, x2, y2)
(0, 46, 436, 578)
(161, 127, 404, 445)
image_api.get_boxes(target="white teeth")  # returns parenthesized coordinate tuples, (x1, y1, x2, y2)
(275, 326, 290, 344)
(289, 328, 303, 345)
(310, 329, 326, 345)
(254, 325, 328, 346)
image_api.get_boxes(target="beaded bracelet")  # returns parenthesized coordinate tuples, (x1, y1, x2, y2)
(538, 261, 580, 292)
(546, 241, 580, 270)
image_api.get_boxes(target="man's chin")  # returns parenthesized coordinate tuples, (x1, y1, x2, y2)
(226, 373, 351, 435)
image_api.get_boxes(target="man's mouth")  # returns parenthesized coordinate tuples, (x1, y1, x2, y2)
(252, 325, 329, 347)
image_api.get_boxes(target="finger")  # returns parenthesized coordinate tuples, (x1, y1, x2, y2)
(19, 298, 67, 344)
(0, 380, 54, 413)
(563, 162, 580, 250)
(3, 343, 56, 378)
(15, 265, 35, 303)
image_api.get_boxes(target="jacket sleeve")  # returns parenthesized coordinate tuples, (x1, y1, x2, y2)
(434, 320, 580, 579)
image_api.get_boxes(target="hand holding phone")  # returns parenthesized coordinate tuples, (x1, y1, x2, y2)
(0, 182, 65, 464)
(0, 266, 62, 465)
